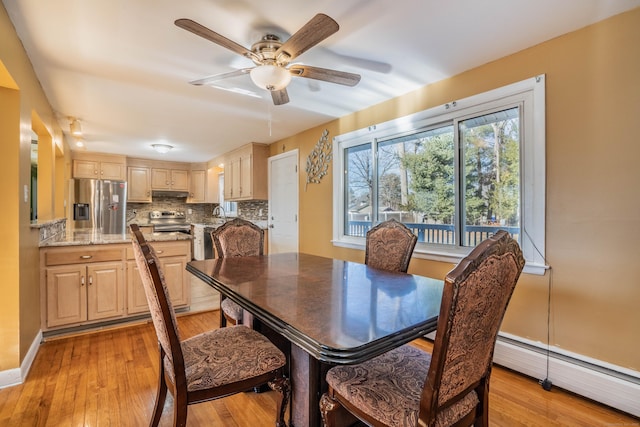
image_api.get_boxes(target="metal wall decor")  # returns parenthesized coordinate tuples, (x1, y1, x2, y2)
(305, 129, 331, 191)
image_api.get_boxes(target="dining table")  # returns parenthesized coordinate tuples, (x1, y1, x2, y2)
(186, 252, 444, 427)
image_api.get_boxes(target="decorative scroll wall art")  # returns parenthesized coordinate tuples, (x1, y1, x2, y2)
(305, 129, 331, 191)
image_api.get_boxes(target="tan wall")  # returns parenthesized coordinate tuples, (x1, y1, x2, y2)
(1, 4, 69, 370)
(271, 8, 640, 370)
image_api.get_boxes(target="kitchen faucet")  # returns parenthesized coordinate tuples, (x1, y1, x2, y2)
(212, 205, 227, 222)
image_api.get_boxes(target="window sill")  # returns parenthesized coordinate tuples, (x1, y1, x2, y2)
(331, 239, 548, 276)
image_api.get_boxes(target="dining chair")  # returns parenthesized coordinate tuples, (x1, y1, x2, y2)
(365, 218, 418, 273)
(320, 230, 525, 427)
(211, 218, 265, 327)
(130, 224, 289, 427)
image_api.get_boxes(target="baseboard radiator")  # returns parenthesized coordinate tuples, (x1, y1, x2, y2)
(494, 333, 640, 417)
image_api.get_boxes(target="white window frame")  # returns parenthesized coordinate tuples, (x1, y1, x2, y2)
(332, 75, 547, 275)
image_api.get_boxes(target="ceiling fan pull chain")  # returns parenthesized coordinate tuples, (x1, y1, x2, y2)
(268, 103, 273, 137)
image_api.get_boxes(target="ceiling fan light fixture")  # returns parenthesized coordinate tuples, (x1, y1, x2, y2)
(250, 65, 291, 91)
(152, 143, 173, 154)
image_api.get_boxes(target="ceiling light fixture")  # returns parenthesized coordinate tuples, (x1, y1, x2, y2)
(152, 143, 173, 154)
(70, 118, 82, 136)
(249, 65, 291, 91)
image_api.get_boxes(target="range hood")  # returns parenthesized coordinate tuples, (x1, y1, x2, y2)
(152, 190, 189, 198)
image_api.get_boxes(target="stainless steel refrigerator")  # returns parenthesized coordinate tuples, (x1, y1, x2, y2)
(69, 179, 127, 234)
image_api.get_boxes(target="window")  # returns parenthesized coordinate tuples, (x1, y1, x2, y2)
(333, 76, 546, 274)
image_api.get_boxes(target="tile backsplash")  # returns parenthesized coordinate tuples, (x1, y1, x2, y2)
(126, 196, 268, 223)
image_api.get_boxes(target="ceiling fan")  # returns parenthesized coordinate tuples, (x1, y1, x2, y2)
(175, 13, 361, 105)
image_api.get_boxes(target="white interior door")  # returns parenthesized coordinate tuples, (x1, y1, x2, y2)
(268, 150, 299, 254)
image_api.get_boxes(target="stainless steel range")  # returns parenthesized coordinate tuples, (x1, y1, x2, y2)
(148, 210, 191, 233)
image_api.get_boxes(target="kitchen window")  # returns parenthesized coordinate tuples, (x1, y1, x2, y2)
(333, 76, 546, 274)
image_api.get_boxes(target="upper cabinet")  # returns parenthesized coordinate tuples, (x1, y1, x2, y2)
(151, 168, 189, 191)
(127, 166, 152, 202)
(72, 153, 126, 180)
(224, 143, 269, 201)
(188, 163, 222, 204)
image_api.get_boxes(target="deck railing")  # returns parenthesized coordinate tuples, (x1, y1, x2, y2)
(348, 221, 520, 245)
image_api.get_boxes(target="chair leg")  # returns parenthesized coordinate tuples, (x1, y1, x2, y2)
(150, 346, 168, 427)
(268, 375, 291, 427)
(219, 303, 227, 327)
(173, 392, 188, 427)
(320, 393, 358, 427)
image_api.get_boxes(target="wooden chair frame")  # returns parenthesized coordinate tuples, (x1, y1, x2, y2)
(130, 224, 289, 427)
(321, 230, 525, 427)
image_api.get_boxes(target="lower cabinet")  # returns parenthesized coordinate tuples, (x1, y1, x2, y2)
(41, 240, 191, 331)
(126, 240, 191, 314)
(45, 262, 125, 328)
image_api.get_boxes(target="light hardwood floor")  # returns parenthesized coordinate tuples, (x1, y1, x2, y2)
(0, 310, 637, 426)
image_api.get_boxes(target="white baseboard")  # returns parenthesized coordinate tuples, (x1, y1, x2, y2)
(0, 330, 42, 389)
(494, 333, 640, 418)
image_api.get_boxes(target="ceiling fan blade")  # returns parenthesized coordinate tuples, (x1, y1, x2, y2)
(289, 65, 361, 86)
(271, 89, 290, 105)
(276, 14, 339, 62)
(189, 68, 253, 86)
(175, 18, 256, 60)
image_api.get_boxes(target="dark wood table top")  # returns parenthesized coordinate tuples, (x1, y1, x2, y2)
(187, 252, 444, 364)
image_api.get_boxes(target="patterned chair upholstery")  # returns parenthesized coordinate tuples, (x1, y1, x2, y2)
(320, 230, 525, 427)
(130, 225, 289, 427)
(365, 219, 418, 273)
(211, 218, 264, 327)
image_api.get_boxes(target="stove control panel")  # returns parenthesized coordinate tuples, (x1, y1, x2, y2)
(149, 210, 186, 220)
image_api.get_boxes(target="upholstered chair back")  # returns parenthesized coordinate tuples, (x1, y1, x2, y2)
(212, 218, 264, 258)
(365, 219, 417, 273)
(130, 225, 185, 383)
(423, 230, 525, 417)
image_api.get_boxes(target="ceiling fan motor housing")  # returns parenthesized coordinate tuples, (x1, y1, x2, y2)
(251, 35, 290, 67)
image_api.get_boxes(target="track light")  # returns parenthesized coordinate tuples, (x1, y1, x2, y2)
(70, 118, 82, 136)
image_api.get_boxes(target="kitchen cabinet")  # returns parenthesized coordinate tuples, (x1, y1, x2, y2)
(126, 240, 191, 314)
(73, 155, 126, 180)
(224, 143, 269, 201)
(42, 246, 126, 328)
(127, 166, 152, 202)
(151, 168, 189, 191)
(187, 169, 206, 203)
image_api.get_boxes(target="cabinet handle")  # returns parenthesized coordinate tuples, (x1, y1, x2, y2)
(89, 276, 93, 285)
(81, 276, 85, 286)
(156, 250, 164, 254)
(80, 255, 92, 259)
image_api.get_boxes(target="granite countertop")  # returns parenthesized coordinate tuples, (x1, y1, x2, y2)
(40, 229, 192, 247)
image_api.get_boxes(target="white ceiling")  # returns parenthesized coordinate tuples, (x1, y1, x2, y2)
(4, 0, 639, 162)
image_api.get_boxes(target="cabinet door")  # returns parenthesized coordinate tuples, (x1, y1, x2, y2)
(151, 168, 171, 189)
(126, 261, 149, 314)
(239, 153, 253, 198)
(127, 167, 152, 202)
(46, 265, 87, 327)
(100, 161, 125, 180)
(230, 157, 242, 199)
(73, 160, 99, 178)
(87, 262, 125, 321)
(160, 256, 190, 307)
(224, 162, 233, 200)
(170, 169, 189, 191)
(188, 170, 206, 203)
